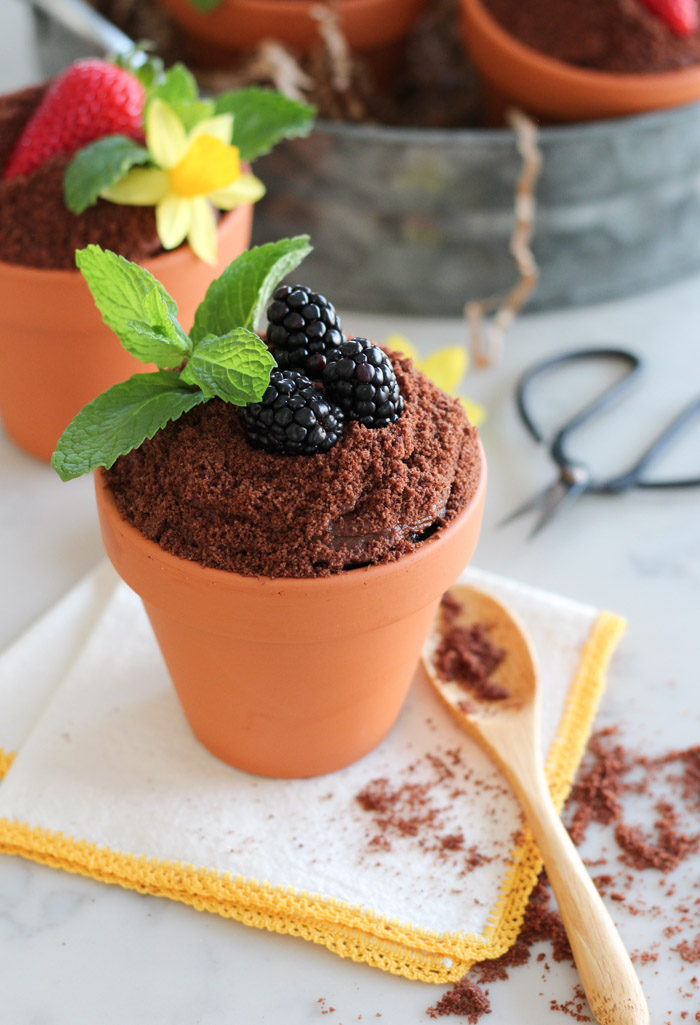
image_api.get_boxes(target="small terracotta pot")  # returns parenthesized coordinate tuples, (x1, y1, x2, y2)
(461, 0, 700, 123)
(0, 203, 253, 464)
(95, 448, 486, 778)
(156, 0, 426, 60)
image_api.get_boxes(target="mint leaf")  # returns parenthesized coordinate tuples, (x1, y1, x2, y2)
(76, 245, 191, 367)
(64, 136, 151, 215)
(148, 62, 198, 106)
(51, 371, 205, 481)
(171, 99, 216, 132)
(191, 236, 312, 344)
(180, 328, 274, 404)
(113, 48, 165, 91)
(145, 64, 215, 133)
(215, 88, 315, 163)
(184, 0, 223, 10)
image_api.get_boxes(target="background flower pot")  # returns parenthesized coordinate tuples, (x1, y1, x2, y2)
(95, 448, 486, 778)
(155, 0, 426, 62)
(0, 203, 252, 463)
(460, 0, 700, 122)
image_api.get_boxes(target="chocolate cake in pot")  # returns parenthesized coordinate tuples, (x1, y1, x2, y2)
(0, 85, 163, 270)
(106, 350, 482, 578)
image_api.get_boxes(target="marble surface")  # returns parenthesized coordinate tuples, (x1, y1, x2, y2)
(1, 2, 699, 1021)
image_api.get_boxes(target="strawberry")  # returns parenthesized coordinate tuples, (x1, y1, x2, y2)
(637, 0, 699, 36)
(3, 59, 145, 180)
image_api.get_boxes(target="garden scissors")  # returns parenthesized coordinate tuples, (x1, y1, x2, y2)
(502, 347, 700, 537)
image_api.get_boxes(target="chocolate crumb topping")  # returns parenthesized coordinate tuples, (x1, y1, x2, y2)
(106, 353, 481, 578)
(483, 0, 700, 74)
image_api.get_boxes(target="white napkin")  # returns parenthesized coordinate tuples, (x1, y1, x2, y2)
(0, 560, 624, 982)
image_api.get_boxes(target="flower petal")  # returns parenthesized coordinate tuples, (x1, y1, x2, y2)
(384, 333, 419, 362)
(156, 194, 192, 251)
(421, 347, 468, 393)
(187, 197, 218, 265)
(100, 168, 170, 206)
(209, 173, 266, 210)
(170, 137, 241, 199)
(188, 113, 234, 146)
(147, 98, 187, 170)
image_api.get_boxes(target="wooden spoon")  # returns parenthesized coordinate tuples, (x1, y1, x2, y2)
(421, 585, 649, 1025)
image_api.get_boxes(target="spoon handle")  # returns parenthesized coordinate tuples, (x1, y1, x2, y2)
(512, 764, 649, 1025)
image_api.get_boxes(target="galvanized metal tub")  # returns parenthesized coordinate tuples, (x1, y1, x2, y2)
(30, 6, 700, 315)
(253, 104, 700, 315)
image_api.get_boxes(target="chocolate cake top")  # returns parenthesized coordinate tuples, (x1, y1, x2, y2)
(483, 0, 700, 74)
(106, 351, 482, 578)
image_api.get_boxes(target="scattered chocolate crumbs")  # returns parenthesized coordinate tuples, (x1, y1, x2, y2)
(426, 978, 491, 1021)
(435, 623, 508, 701)
(615, 801, 700, 872)
(483, 0, 700, 74)
(106, 355, 481, 578)
(672, 936, 700, 964)
(354, 750, 501, 873)
(434, 592, 508, 702)
(426, 727, 700, 1019)
(0, 86, 164, 270)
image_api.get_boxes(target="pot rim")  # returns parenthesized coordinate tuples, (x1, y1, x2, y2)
(95, 438, 486, 594)
(0, 203, 249, 282)
(313, 91, 700, 145)
(462, 0, 700, 106)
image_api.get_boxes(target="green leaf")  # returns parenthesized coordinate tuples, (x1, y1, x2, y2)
(180, 328, 275, 404)
(170, 98, 216, 132)
(51, 371, 205, 481)
(191, 235, 313, 344)
(215, 88, 315, 163)
(113, 48, 165, 91)
(184, 0, 224, 10)
(76, 245, 191, 367)
(64, 136, 151, 215)
(148, 62, 198, 106)
(145, 63, 215, 133)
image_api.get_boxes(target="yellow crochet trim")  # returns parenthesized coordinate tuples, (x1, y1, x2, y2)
(0, 611, 624, 984)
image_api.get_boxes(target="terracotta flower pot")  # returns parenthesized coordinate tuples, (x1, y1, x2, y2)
(0, 204, 253, 464)
(94, 447, 486, 778)
(156, 0, 426, 61)
(461, 0, 700, 123)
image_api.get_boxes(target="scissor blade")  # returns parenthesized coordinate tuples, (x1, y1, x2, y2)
(499, 483, 559, 528)
(529, 479, 587, 538)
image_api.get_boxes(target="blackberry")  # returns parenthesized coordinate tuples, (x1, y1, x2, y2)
(239, 369, 344, 455)
(266, 284, 343, 379)
(322, 337, 404, 429)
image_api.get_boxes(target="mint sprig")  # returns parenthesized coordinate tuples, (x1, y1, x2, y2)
(146, 63, 216, 131)
(52, 236, 312, 481)
(52, 372, 205, 482)
(191, 234, 313, 343)
(64, 136, 151, 214)
(214, 88, 316, 163)
(180, 329, 275, 403)
(76, 246, 191, 367)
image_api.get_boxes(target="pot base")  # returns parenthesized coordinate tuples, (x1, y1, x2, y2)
(95, 450, 486, 779)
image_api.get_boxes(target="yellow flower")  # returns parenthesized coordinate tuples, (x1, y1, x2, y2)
(100, 98, 266, 265)
(385, 333, 485, 426)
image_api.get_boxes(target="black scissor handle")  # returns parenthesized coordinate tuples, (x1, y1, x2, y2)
(516, 348, 644, 452)
(592, 394, 700, 493)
